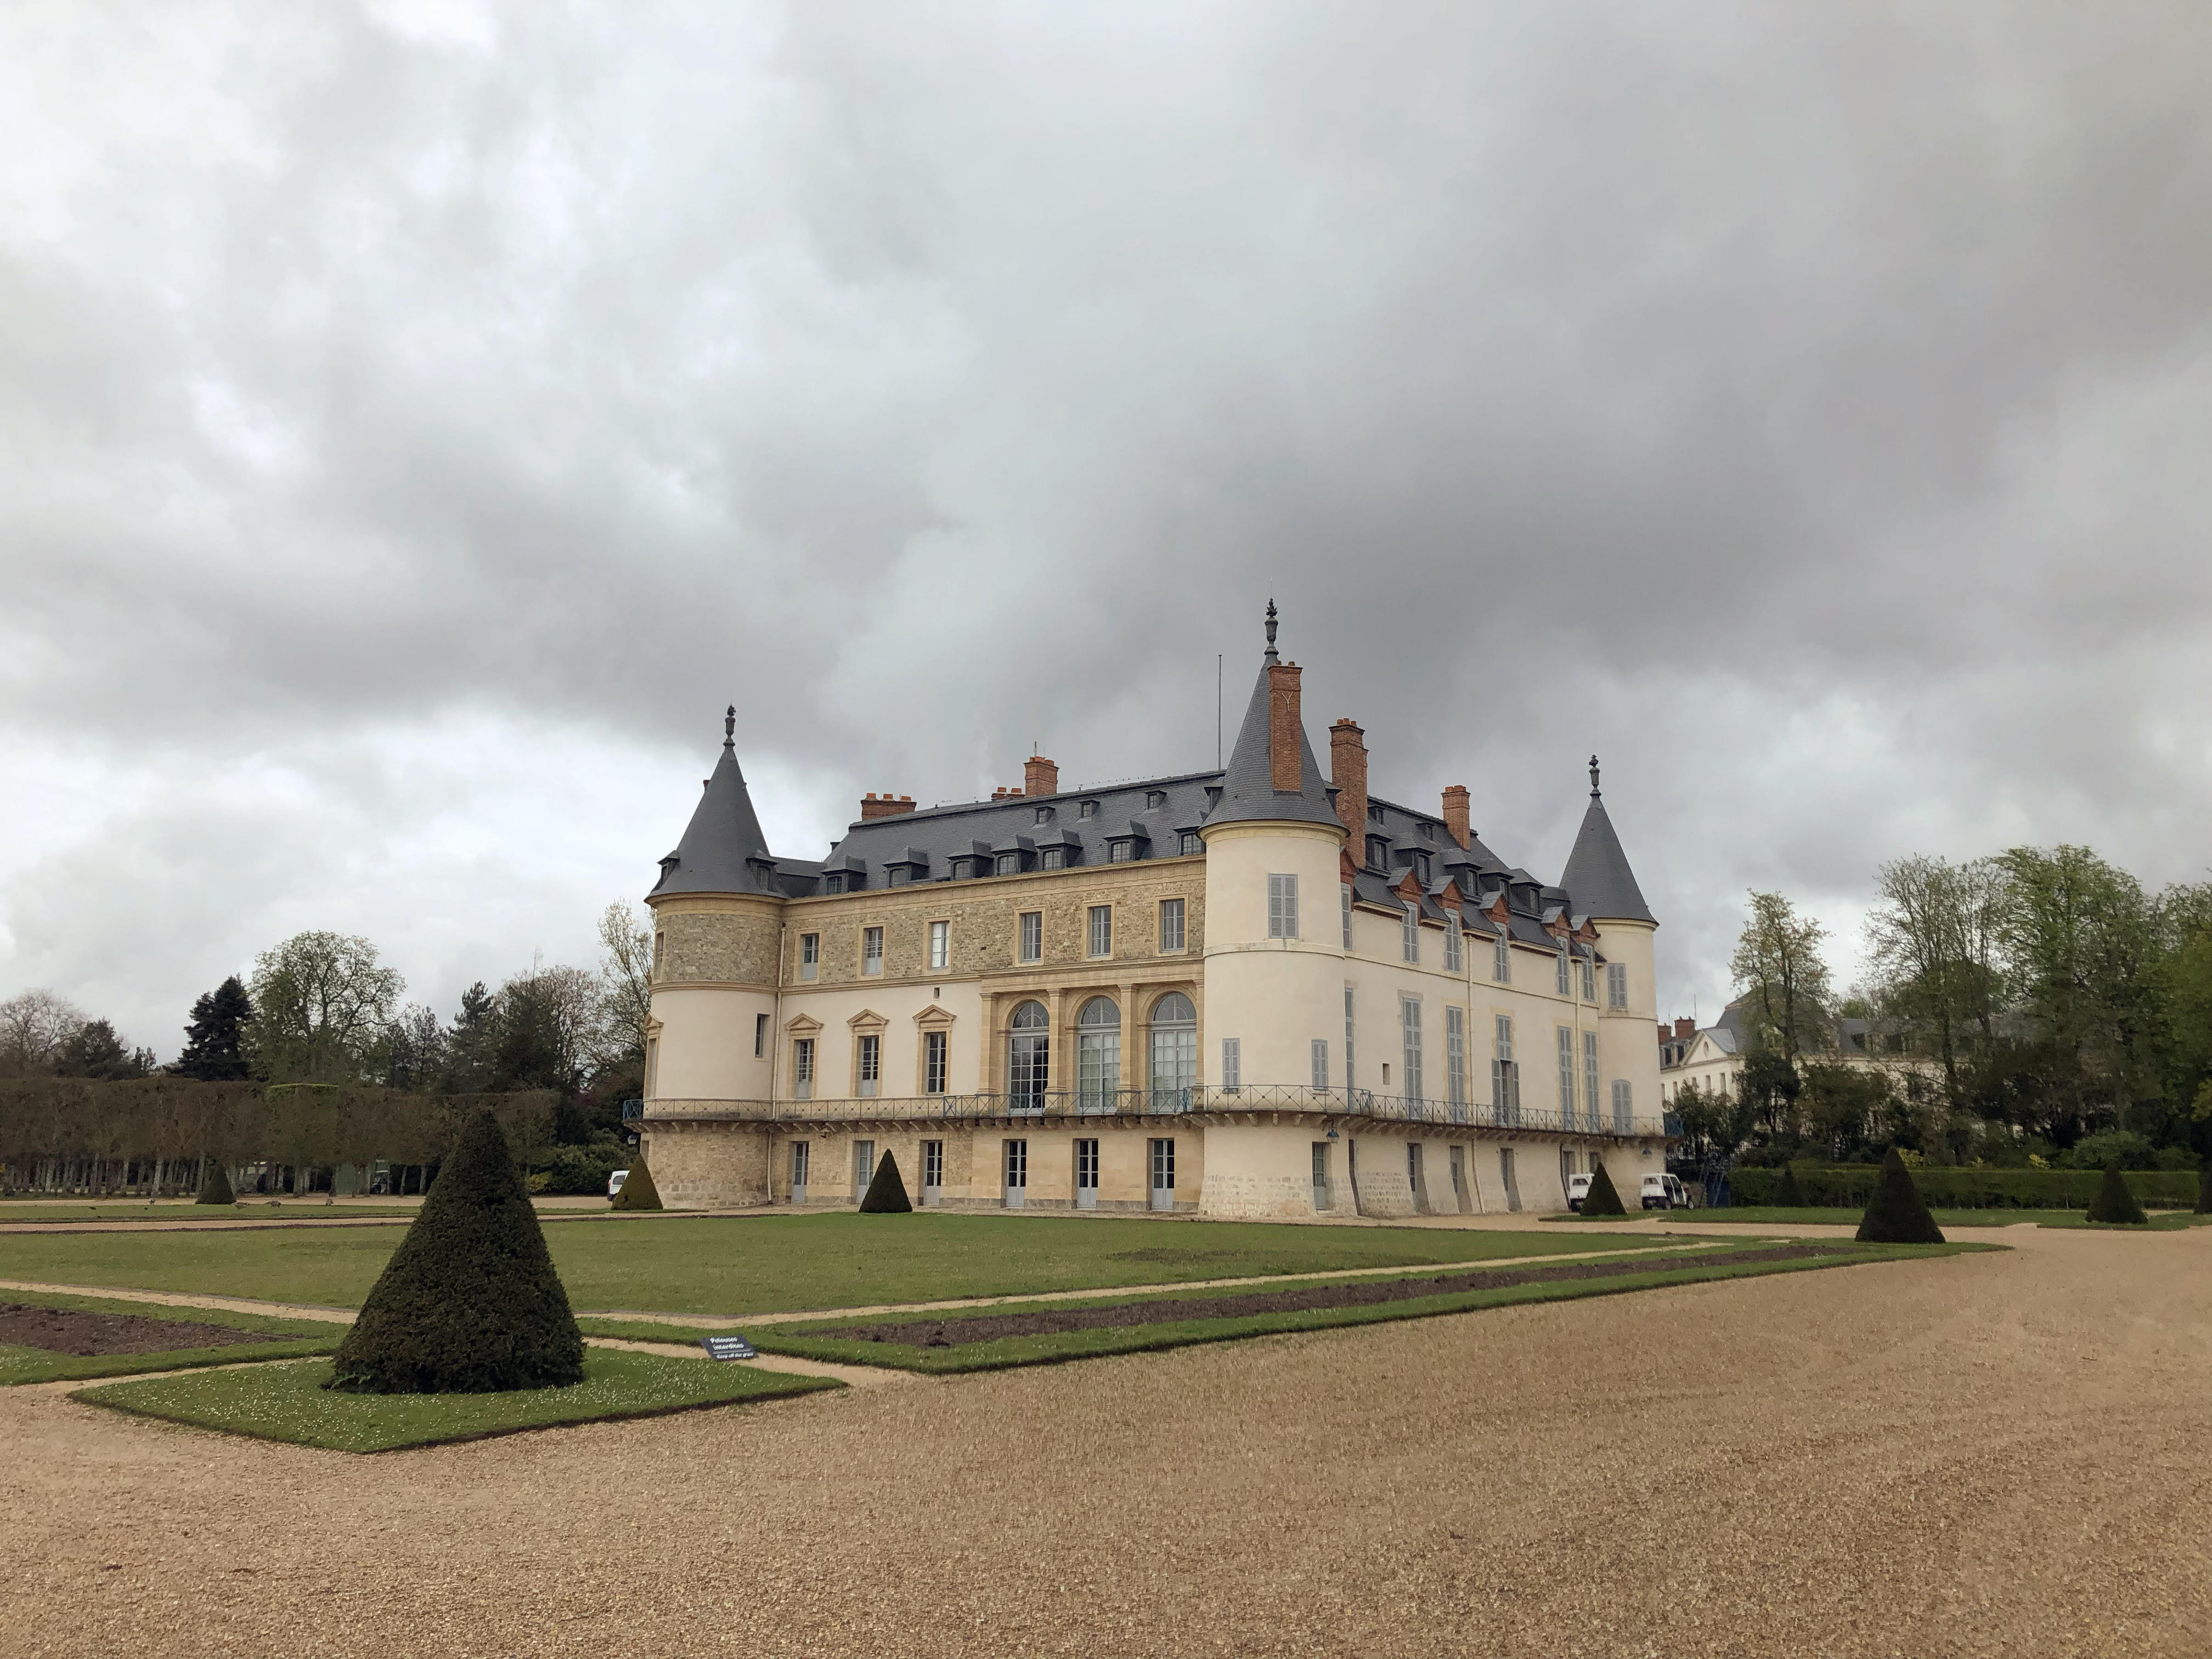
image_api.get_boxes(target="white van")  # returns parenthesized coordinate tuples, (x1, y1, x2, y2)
(1566, 1171, 1593, 1211)
(1640, 1173, 1690, 1210)
(608, 1169, 630, 1199)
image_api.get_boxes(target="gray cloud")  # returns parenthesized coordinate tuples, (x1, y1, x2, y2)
(4, 0, 2209, 1054)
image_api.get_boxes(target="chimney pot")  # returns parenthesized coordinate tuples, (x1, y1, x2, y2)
(861, 792, 917, 821)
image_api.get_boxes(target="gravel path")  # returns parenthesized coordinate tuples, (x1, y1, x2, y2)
(2, 1224, 2203, 1658)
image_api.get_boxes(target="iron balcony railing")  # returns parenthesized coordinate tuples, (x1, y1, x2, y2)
(644, 1085, 1672, 1139)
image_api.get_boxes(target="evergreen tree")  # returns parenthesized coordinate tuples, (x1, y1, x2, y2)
(2083, 1163, 2147, 1226)
(196, 1163, 236, 1205)
(858, 1150, 913, 1214)
(610, 1156, 663, 1211)
(1855, 1147, 1945, 1243)
(1774, 1164, 1806, 1207)
(1579, 1162, 1627, 1216)
(179, 977, 253, 1081)
(329, 1109, 585, 1394)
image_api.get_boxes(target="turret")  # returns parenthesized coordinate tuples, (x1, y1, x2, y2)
(1560, 756, 1662, 1154)
(643, 707, 785, 1103)
(1199, 603, 1347, 1099)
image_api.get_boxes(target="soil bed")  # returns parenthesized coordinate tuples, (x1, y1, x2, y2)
(821, 1244, 1842, 1347)
(0, 1301, 261, 1357)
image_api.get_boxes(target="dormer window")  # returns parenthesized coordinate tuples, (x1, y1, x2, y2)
(1079, 799, 1099, 819)
(1414, 852, 1432, 884)
(823, 873, 843, 894)
(995, 851, 1021, 876)
(1108, 841, 1134, 863)
(1366, 835, 1389, 871)
(887, 867, 908, 887)
(1178, 831, 1201, 856)
(1146, 791, 1167, 810)
(1367, 803, 1385, 825)
(1418, 823, 1435, 842)
(1034, 805, 1053, 825)
(1041, 847, 1065, 870)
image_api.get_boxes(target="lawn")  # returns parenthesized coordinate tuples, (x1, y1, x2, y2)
(1658, 1206, 2211, 1229)
(0, 1288, 342, 1385)
(75, 1348, 838, 1452)
(0, 1203, 427, 1223)
(0, 1212, 1673, 1316)
(593, 1240, 1987, 1373)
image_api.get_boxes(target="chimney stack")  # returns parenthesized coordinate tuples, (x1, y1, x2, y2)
(990, 786, 1024, 801)
(1674, 1016, 1696, 1040)
(1329, 718, 1367, 845)
(1024, 754, 1059, 798)
(1266, 662, 1305, 791)
(860, 793, 917, 821)
(1440, 785, 1471, 850)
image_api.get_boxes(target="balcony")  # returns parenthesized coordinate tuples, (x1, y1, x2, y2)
(642, 1085, 1672, 1140)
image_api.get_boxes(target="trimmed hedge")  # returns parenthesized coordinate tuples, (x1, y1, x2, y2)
(195, 1163, 235, 1205)
(1729, 1165, 2196, 1210)
(1773, 1165, 1806, 1207)
(2084, 1164, 2148, 1226)
(1856, 1148, 1945, 1245)
(2198, 1165, 2212, 1216)
(609, 1156, 663, 1212)
(858, 1151, 913, 1214)
(1579, 1163, 1627, 1216)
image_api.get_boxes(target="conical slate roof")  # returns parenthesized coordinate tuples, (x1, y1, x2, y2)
(1559, 758, 1655, 924)
(1203, 606, 1343, 834)
(649, 708, 781, 898)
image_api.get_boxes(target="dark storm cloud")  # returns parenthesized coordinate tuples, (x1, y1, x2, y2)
(3, 0, 2209, 1047)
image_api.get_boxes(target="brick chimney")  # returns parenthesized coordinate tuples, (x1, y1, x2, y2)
(1440, 785, 1471, 850)
(1024, 754, 1059, 798)
(1329, 718, 1367, 845)
(1266, 662, 1304, 790)
(860, 793, 916, 821)
(990, 786, 1024, 800)
(1674, 1017, 1696, 1040)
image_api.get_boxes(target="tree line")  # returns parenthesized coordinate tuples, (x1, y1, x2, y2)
(1674, 844, 2211, 1172)
(0, 903, 654, 1195)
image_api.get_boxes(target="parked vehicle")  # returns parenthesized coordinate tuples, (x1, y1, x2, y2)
(1566, 1171, 1592, 1212)
(608, 1169, 630, 1198)
(1641, 1173, 1691, 1210)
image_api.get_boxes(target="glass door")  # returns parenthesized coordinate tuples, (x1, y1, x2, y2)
(1075, 1138, 1099, 1210)
(1148, 1138, 1175, 1211)
(1003, 1139, 1028, 1209)
(921, 1139, 944, 1206)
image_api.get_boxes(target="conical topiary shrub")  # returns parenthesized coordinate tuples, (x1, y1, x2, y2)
(2196, 1163, 2211, 1216)
(858, 1150, 913, 1214)
(1855, 1147, 1945, 1244)
(1774, 1164, 1807, 1207)
(1579, 1162, 1627, 1216)
(328, 1109, 585, 1394)
(610, 1156, 663, 1211)
(2084, 1163, 2147, 1226)
(195, 1163, 235, 1206)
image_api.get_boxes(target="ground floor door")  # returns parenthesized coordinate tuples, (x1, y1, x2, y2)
(1449, 1145, 1470, 1214)
(855, 1139, 875, 1201)
(1148, 1137, 1175, 1211)
(1311, 1141, 1331, 1212)
(791, 1141, 810, 1206)
(1003, 1139, 1028, 1209)
(1500, 1147, 1520, 1212)
(921, 1139, 943, 1206)
(1407, 1143, 1427, 1213)
(1075, 1138, 1099, 1209)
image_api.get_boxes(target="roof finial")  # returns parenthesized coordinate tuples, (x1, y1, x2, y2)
(1263, 598, 1279, 664)
(724, 704, 737, 746)
(1588, 754, 1601, 797)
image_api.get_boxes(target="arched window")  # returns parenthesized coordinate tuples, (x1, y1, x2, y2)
(1149, 992, 1197, 1108)
(1076, 997, 1121, 1111)
(1008, 1000, 1049, 1113)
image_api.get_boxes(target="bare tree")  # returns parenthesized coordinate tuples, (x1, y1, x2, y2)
(0, 989, 88, 1077)
(596, 900, 653, 1069)
(1729, 891, 1833, 1063)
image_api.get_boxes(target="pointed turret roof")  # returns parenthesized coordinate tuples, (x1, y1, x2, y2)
(1202, 603, 1343, 834)
(648, 707, 781, 898)
(1559, 755, 1655, 924)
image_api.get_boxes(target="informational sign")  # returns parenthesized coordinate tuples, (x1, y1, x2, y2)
(699, 1334, 757, 1362)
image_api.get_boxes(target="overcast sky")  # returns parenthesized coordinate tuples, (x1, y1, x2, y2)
(5, 1, 2209, 1059)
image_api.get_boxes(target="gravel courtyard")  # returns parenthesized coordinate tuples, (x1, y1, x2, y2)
(2, 1223, 2203, 1659)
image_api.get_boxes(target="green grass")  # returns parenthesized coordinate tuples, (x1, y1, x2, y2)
(0, 1202, 428, 1223)
(1666, 1206, 2210, 1228)
(0, 1288, 342, 1385)
(614, 1242, 1988, 1373)
(75, 1348, 838, 1452)
(0, 1212, 1674, 1316)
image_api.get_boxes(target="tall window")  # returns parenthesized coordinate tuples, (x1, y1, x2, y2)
(1555, 946, 1570, 997)
(1583, 1030, 1599, 1123)
(1179, 831, 1201, 855)
(1149, 992, 1197, 1107)
(652, 930, 664, 973)
(790, 1141, 809, 1194)
(1556, 1026, 1576, 1126)
(1076, 996, 1121, 1110)
(1446, 1006, 1466, 1117)
(923, 1030, 948, 1095)
(857, 1032, 881, 1098)
(923, 1138, 944, 1190)
(1580, 957, 1595, 1002)
(1087, 905, 1112, 958)
(862, 927, 884, 976)
(1492, 1015, 1518, 1125)
(1444, 915, 1463, 973)
(929, 920, 950, 971)
(1268, 874, 1299, 939)
(793, 1036, 815, 1101)
(754, 1012, 768, 1058)
(800, 933, 819, 981)
(1344, 985, 1356, 1090)
(1493, 934, 1510, 983)
(1401, 902, 1420, 964)
(1607, 962, 1628, 1009)
(1220, 1036, 1241, 1092)
(1341, 885, 1353, 949)
(1612, 1078, 1633, 1134)
(1311, 1038, 1329, 1089)
(1400, 998, 1423, 1102)
(1008, 1001, 1049, 1111)
(1019, 911, 1043, 963)
(1159, 898, 1186, 953)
